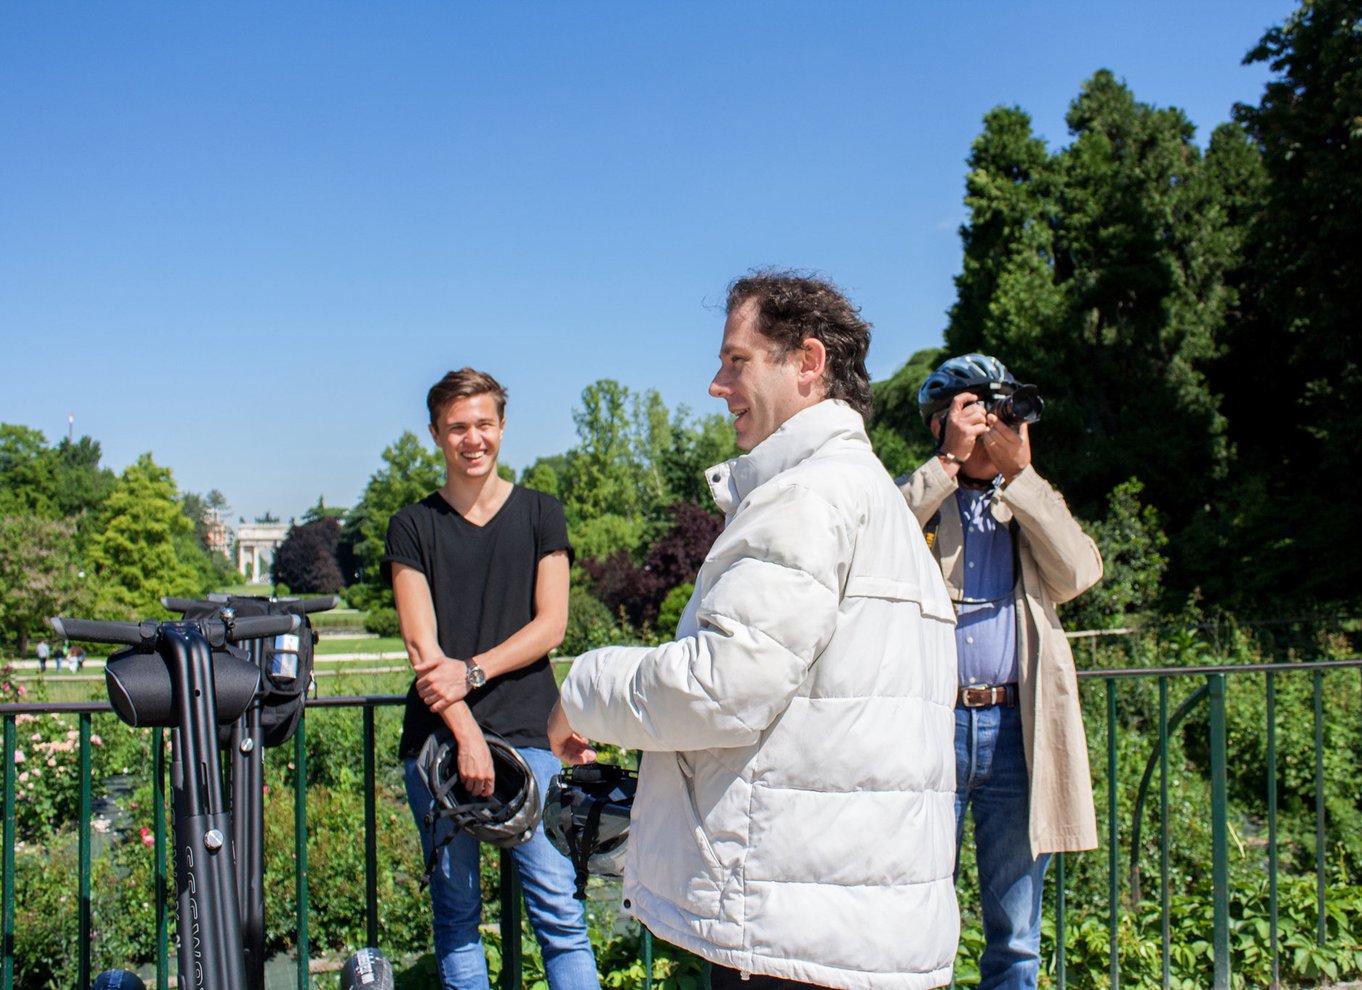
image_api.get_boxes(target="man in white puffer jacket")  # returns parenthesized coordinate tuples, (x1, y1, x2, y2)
(549, 272, 960, 990)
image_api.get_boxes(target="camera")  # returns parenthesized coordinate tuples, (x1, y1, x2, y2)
(984, 384, 1044, 427)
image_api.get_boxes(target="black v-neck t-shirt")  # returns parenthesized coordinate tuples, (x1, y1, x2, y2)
(382, 486, 571, 758)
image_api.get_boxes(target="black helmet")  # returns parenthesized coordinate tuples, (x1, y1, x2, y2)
(917, 353, 1017, 425)
(415, 728, 542, 850)
(543, 763, 638, 899)
(91, 972, 147, 990)
(339, 947, 395, 990)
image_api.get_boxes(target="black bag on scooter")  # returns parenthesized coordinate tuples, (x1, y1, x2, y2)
(180, 596, 317, 747)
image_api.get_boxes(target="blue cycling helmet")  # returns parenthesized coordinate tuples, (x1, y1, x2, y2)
(917, 353, 1018, 425)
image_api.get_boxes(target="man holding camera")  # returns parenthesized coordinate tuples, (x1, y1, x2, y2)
(898, 353, 1102, 990)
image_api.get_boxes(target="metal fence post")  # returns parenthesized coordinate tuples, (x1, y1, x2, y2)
(3, 715, 16, 990)
(294, 710, 309, 990)
(155, 727, 168, 990)
(1159, 677, 1170, 990)
(1266, 672, 1279, 988)
(363, 705, 379, 951)
(1107, 678, 1119, 990)
(1208, 673, 1230, 990)
(1313, 669, 1326, 948)
(499, 850, 522, 990)
(78, 714, 92, 990)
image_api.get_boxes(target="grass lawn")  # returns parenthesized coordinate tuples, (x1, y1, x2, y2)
(314, 668, 411, 697)
(314, 636, 404, 656)
(308, 609, 367, 631)
(212, 582, 275, 597)
(21, 675, 106, 704)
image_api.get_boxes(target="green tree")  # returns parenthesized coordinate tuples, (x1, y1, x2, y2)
(1219, 0, 1362, 603)
(657, 408, 739, 508)
(341, 431, 445, 594)
(86, 454, 204, 616)
(632, 389, 674, 511)
(940, 73, 1242, 593)
(868, 346, 946, 478)
(562, 380, 642, 524)
(272, 518, 344, 594)
(50, 436, 117, 521)
(181, 488, 229, 549)
(947, 106, 1060, 359)
(0, 427, 117, 524)
(559, 381, 739, 560)
(0, 425, 58, 516)
(301, 495, 347, 524)
(520, 455, 566, 500)
(1062, 478, 1169, 632)
(0, 514, 94, 654)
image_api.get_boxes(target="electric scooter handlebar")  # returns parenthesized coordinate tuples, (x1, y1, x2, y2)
(50, 613, 299, 647)
(49, 617, 156, 647)
(160, 594, 340, 615)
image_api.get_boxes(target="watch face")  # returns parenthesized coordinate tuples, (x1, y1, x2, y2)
(467, 663, 487, 688)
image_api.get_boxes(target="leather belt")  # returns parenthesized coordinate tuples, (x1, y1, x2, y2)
(957, 683, 1017, 708)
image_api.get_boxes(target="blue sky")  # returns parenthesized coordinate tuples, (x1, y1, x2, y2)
(1, 1, 1288, 527)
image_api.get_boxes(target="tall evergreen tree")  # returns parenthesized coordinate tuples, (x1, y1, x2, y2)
(938, 72, 1243, 593)
(946, 106, 1060, 357)
(1222, 0, 1362, 602)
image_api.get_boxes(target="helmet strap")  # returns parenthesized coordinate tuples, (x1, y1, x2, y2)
(420, 831, 454, 891)
(567, 797, 609, 901)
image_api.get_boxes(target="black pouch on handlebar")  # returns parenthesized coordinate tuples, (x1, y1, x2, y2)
(104, 644, 260, 728)
(181, 596, 317, 748)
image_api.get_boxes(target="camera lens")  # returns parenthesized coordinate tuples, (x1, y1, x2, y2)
(997, 386, 1044, 426)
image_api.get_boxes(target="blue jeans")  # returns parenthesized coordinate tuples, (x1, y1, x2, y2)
(404, 747, 600, 990)
(955, 704, 1052, 990)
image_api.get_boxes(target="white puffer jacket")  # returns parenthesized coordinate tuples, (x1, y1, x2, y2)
(560, 401, 959, 990)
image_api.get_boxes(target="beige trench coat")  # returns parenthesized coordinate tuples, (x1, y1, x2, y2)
(899, 457, 1101, 855)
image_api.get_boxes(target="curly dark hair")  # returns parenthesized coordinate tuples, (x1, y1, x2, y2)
(725, 270, 873, 418)
(427, 367, 507, 424)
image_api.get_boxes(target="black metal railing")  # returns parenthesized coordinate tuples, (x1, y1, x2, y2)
(4, 655, 1361, 989)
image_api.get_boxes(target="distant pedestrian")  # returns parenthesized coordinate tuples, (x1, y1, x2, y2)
(68, 644, 87, 672)
(35, 639, 49, 673)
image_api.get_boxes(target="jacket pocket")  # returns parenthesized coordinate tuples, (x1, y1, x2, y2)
(675, 752, 725, 875)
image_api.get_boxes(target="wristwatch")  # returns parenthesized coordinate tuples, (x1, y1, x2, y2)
(464, 660, 487, 690)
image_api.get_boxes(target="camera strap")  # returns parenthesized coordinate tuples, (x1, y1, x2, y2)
(925, 506, 1021, 609)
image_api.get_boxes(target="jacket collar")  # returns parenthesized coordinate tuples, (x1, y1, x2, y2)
(705, 400, 867, 515)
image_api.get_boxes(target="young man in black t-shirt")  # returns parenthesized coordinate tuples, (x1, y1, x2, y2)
(383, 368, 598, 990)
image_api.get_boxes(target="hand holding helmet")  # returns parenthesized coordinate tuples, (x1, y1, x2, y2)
(455, 727, 495, 798)
(414, 727, 544, 888)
